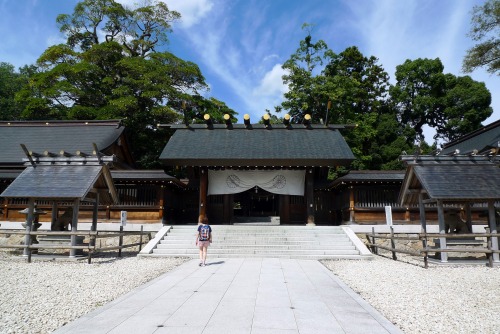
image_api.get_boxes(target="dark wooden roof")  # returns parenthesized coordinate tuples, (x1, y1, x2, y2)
(0, 164, 117, 204)
(439, 119, 500, 156)
(0, 169, 185, 188)
(329, 170, 405, 189)
(0, 120, 125, 166)
(399, 156, 500, 205)
(160, 124, 355, 167)
(111, 170, 186, 188)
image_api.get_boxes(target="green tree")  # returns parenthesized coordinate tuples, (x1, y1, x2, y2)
(390, 58, 492, 143)
(0, 62, 29, 120)
(18, 0, 236, 168)
(463, 0, 500, 74)
(280, 24, 334, 123)
(323, 46, 399, 170)
(280, 33, 408, 171)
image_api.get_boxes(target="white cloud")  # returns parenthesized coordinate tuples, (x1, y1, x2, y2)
(167, 0, 214, 28)
(114, 0, 213, 28)
(253, 64, 288, 97)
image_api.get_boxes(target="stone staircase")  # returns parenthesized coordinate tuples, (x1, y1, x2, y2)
(140, 225, 372, 260)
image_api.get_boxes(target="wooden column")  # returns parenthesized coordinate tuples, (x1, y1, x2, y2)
(90, 193, 99, 247)
(306, 168, 315, 225)
(280, 195, 290, 225)
(23, 199, 35, 257)
(199, 168, 208, 219)
(51, 201, 58, 231)
(223, 194, 231, 224)
(158, 185, 165, 220)
(2, 198, 8, 220)
(349, 186, 355, 223)
(465, 202, 473, 233)
(418, 192, 427, 233)
(437, 199, 448, 262)
(70, 199, 80, 258)
(488, 200, 499, 262)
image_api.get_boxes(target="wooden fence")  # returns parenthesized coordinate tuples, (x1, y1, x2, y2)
(366, 227, 500, 268)
(0, 227, 152, 264)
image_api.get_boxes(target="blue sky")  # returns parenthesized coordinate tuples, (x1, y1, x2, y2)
(0, 0, 498, 142)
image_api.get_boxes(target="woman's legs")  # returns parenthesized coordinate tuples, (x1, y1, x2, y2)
(199, 246, 204, 265)
(202, 246, 208, 265)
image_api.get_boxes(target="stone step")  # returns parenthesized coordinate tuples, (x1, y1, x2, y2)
(152, 248, 360, 255)
(164, 236, 350, 242)
(144, 253, 368, 260)
(141, 225, 372, 260)
(156, 244, 356, 250)
(158, 240, 352, 248)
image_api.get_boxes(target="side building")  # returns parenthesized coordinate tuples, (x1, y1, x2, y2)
(0, 120, 184, 222)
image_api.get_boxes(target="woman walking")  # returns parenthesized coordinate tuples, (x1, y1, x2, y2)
(196, 216, 212, 266)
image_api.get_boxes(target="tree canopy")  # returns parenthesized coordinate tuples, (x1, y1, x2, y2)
(278, 29, 493, 172)
(463, 0, 500, 74)
(390, 58, 492, 142)
(16, 0, 237, 168)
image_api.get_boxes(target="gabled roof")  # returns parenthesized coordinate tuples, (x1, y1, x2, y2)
(329, 170, 405, 189)
(0, 120, 126, 166)
(0, 164, 118, 204)
(439, 119, 500, 156)
(398, 156, 500, 206)
(160, 124, 355, 167)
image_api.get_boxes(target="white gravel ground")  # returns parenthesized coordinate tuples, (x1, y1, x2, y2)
(1, 253, 499, 334)
(0, 254, 189, 334)
(322, 255, 500, 334)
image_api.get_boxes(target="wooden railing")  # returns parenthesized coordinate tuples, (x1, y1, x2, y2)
(366, 227, 500, 268)
(0, 228, 152, 264)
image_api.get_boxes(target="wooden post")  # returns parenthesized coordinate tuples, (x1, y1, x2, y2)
(139, 225, 144, 251)
(349, 186, 355, 223)
(487, 200, 499, 263)
(371, 227, 378, 255)
(2, 198, 8, 220)
(418, 192, 427, 234)
(23, 199, 35, 257)
(280, 195, 290, 225)
(390, 226, 397, 260)
(223, 194, 231, 224)
(487, 235, 493, 268)
(158, 185, 165, 220)
(69, 199, 80, 258)
(118, 225, 123, 257)
(306, 168, 315, 225)
(418, 192, 428, 263)
(90, 193, 99, 247)
(199, 168, 208, 219)
(51, 201, 58, 231)
(437, 199, 448, 262)
(465, 202, 473, 233)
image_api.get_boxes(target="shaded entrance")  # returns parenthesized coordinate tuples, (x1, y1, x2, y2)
(234, 188, 278, 218)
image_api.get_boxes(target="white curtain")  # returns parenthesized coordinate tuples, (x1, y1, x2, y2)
(208, 170, 305, 196)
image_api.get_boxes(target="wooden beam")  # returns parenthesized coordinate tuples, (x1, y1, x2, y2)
(20, 144, 36, 167)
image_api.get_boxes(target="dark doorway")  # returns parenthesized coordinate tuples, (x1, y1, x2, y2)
(233, 188, 278, 218)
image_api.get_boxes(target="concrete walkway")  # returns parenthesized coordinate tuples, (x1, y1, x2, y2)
(54, 258, 403, 334)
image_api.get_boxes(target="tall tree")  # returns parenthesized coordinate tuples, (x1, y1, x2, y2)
(463, 0, 500, 74)
(323, 46, 398, 170)
(0, 62, 29, 120)
(280, 24, 334, 123)
(280, 31, 412, 171)
(18, 0, 236, 168)
(390, 58, 492, 143)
